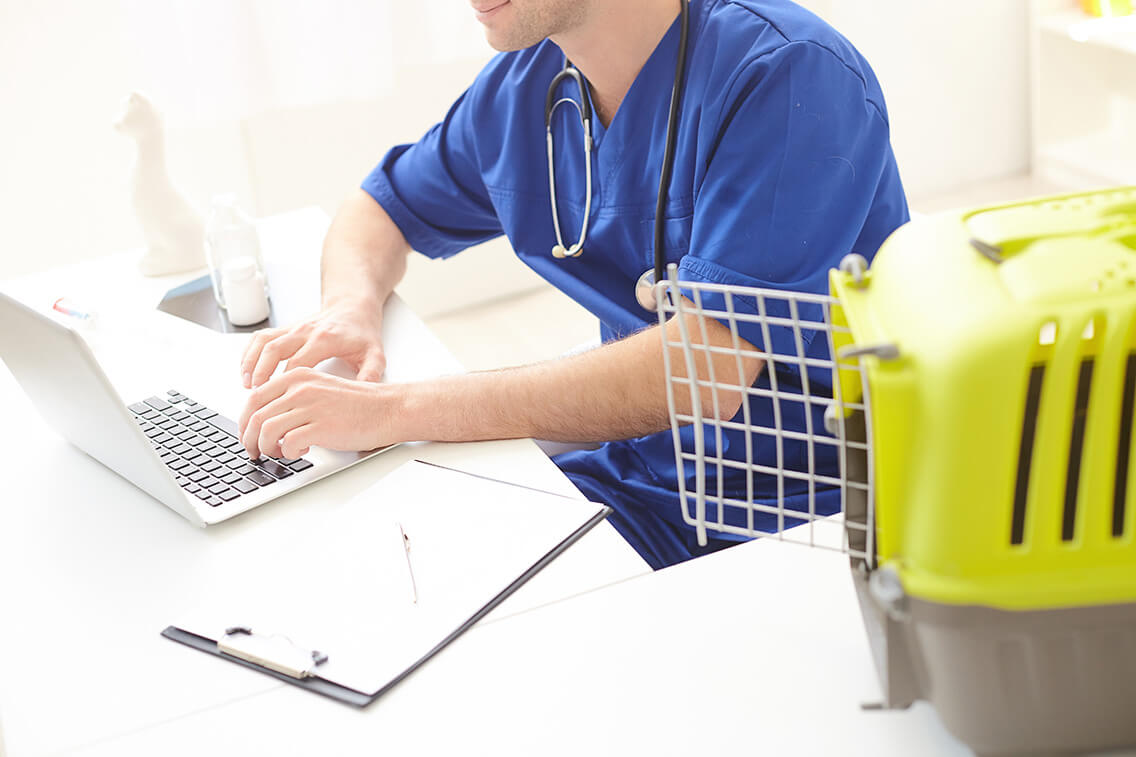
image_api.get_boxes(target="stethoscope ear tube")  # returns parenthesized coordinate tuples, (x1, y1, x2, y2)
(545, 66, 592, 127)
(546, 64, 593, 259)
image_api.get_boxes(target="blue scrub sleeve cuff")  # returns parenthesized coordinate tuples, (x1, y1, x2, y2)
(675, 255, 821, 364)
(361, 146, 469, 261)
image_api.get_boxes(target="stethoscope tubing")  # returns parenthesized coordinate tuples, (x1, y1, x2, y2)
(652, 0, 690, 290)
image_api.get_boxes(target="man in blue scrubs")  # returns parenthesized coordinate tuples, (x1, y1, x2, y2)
(237, 0, 909, 569)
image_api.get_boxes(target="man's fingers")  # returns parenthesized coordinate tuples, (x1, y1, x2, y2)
(258, 409, 309, 460)
(355, 350, 387, 383)
(250, 331, 309, 388)
(240, 328, 286, 387)
(284, 338, 339, 374)
(238, 375, 293, 448)
(279, 425, 315, 460)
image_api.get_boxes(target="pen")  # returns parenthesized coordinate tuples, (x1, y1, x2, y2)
(398, 522, 418, 605)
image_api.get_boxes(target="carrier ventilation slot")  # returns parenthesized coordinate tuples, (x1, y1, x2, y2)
(1011, 365, 1046, 545)
(1114, 354, 1136, 538)
(1062, 359, 1095, 542)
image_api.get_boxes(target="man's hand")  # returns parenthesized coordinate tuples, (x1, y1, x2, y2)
(238, 368, 397, 459)
(239, 299, 387, 389)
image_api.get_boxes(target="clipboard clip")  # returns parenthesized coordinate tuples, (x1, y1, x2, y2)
(218, 626, 329, 680)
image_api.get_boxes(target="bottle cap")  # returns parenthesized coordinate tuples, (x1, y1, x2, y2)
(221, 256, 258, 283)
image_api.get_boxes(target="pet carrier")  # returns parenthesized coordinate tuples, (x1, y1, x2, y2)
(658, 186, 1136, 756)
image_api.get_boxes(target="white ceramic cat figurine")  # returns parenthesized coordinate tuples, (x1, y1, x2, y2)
(114, 92, 205, 276)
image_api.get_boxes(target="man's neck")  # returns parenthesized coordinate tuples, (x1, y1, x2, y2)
(552, 0, 681, 128)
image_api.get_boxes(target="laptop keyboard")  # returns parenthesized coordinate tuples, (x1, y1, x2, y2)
(128, 390, 314, 507)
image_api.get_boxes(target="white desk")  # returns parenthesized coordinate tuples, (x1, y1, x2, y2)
(57, 535, 977, 756)
(0, 208, 1003, 757)
(0, 209, 649, 756)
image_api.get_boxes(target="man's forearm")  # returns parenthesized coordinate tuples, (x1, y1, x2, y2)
(389, 309, 763, 445)
(321, 189, 412, 310)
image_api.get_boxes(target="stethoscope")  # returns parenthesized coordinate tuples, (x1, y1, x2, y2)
(544, 0, 690, 312)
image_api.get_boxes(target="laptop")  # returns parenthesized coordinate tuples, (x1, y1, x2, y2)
(0, 290, 394, 526)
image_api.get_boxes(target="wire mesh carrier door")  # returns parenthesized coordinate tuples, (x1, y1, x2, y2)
(656, 186, 1136, 757)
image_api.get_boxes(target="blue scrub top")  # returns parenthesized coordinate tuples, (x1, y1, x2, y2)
(363, 0, 909, 569)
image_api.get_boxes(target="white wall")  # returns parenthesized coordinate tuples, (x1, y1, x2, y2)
(0, 0, 547, 317)
(0, 2, 251, 275)
(798, 0, 1034, 201)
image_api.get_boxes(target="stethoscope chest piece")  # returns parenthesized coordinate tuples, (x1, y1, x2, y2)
(636, 268, 661, 313)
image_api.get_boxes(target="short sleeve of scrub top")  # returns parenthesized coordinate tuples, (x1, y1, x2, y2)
(677, 39, 906, 361)
(362, 88, 504, 259)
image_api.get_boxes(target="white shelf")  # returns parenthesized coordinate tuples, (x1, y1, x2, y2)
(1038, 10, 1136, 55)
(1031, 1, 1136, 190)
(1039, 130, 1136, 187)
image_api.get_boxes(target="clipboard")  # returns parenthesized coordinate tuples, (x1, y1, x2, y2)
(162, 460, 612, 707)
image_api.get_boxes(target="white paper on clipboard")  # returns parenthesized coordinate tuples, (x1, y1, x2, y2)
(168, 459, 609, 698)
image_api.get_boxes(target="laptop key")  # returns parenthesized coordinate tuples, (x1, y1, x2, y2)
(253, 459, 293, 479)
(206, 496, 224, 507)
(206, 414, 240, 439)
(193, 490, 211, 501)
(187, 470, 210, 483)
(217, 489, 241, 502)
(128, 402, 150, 414)
(233, 479, 258, 494)
(245, 470, 276, 487)
(220, 471, 242, 485)
(200, 460, 223, 473)
(287, 459, 315, 472)
(207, 482, 229, 495)
(143, 396, 172, 412)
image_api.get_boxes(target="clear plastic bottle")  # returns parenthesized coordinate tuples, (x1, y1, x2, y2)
(204, 193, 269, 322)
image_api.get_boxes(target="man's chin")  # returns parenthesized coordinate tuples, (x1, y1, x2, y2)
(484, 35, 533, 52)
(481, 23, 547, 53)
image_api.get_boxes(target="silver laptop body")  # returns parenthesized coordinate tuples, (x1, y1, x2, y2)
(0, 290, 390, 526)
